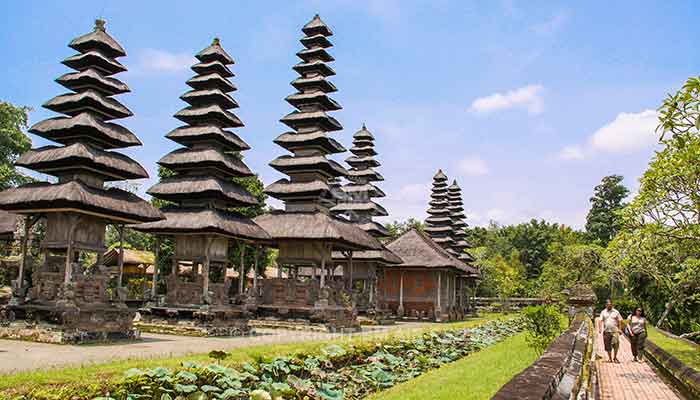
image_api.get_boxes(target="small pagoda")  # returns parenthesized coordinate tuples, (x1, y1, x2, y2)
(425, 170, 454, 250)
(331, 124, 401, 317)
(133, 38, 269, 336)
(0, 19, 164, 343)
(254, 15, 383, 332)
(447, 180, 480, 313)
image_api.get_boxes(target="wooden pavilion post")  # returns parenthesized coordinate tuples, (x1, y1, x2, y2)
(17, 216, 32, 291)
(151, 236, 161, 298)
(64, 216, 79, 285)
(436, 270, 442, 314)
(202, 237, 215, 303)
(253, 245, 260, 292)
(117, 225, 125, 289)
(238, 243, 246, 294)
(348, 251, 353, 290)
(398, 270, 404, 316)
(320, 255, 326, 288)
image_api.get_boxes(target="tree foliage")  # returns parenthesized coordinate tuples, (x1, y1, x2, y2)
(607, 75, 700, 335)
(585, 175, 629, 245)
(385, 218, 425, 240)
(0, 101, 32, 190)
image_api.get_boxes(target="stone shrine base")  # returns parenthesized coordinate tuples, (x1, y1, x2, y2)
(136, 306, 251, 337)
(0, 320, 139, 344)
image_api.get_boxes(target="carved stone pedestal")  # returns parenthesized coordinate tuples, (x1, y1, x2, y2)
(136, 306, 251, 337)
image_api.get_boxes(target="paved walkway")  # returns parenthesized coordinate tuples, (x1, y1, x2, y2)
(0, 322, 427, 374)
(596, 328, 683, 400)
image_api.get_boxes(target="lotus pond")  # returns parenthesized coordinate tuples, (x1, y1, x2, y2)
(88, 318, 524, 400)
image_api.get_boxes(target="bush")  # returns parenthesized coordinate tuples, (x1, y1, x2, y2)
(522, 305, 564, 355)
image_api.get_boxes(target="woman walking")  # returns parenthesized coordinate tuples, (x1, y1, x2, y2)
(626, 307, 648, 362)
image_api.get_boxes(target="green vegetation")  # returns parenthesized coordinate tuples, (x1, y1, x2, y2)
(585, 175, 629, 246)
(367, 333, 538, 400)
(522, 305, 565, 355)
(647, 327, 700, 370)
(0, 316, 499, 399)
(0, 101, 32, 191)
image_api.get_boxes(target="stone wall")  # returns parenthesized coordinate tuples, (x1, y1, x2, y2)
(492, 316, 591, 400)
(644, 337, 700, 399)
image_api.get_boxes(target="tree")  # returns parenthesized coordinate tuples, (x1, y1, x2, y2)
(585, 175, 629, 245)
(385, 218, 425, 240)
(607, 75, 700, 335)
(538, 243, 609, 303)
(0, 101, 32, 190)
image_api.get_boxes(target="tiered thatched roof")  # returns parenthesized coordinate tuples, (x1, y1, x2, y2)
(264, 14, 347, 213)
(255, 15, 382, 252)
(0, 19, 162, 225)
(134, 39, 268, 241)
(424, 170, 453, 248)
(103, 248, 155, 267)
(447, 180, 475, 263)
(385, 228, 465, 270)
(332, 125, 389, 237)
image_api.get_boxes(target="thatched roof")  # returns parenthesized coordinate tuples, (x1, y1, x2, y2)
(16, 143, 148, 180)
(186, 73, 237, 92)
(159, 147, 252, 177)
(285, 91, 341, 110)
(133, 207, 270, 242)
(29, 112, 141, 149)
(103, 248, 154, 266)
(332, 246, 402, 264)
(0, 210, 17, 238)
(166, 125, 249, 151)
(274, 131, 345, 154)
(192, 60, 234, 78)
(293, 60, 335, 77)
(174, 104, 243, 128)
(68, 19, 126, 58)
(62, 51, 127, 76)
(254, 211, 383, 251)
(264, 179, 330, 199)
(269, 155, 347, 177)
(291, 75, 337, 93)
(280, 110, 342, 132)
(342, 183, 385, 198)
(386, 228, 475, 273)
(302, 14, 333, 36)
(56, 69, 130, 96)
(196, 38, 235, 65)
(44, 90, 132, 120)
(0, 180, 164, 224)
(148, 175, 258, 206)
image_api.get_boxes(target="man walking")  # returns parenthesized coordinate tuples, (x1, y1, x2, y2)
(599, 299, 623, 363)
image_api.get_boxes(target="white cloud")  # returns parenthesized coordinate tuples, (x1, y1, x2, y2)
(457, 156, 489, 176)
(557, 109, 659, 161)
(558, 145, 585, 161)
(469, 84, 544, 115)
(590, 110, 658, 153)
(396, 183, 431, 202)
(136, 49, 195, 73)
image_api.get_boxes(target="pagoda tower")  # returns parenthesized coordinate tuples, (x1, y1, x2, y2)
(133, 39, 269, 336)
(447, 180, 474, 262)
(424, 170, 454, 250)
(254, 15, 383, 331)
(332, 124, 389, 235)
(0, 19, 163, 343)
(331, 125, 401, 316)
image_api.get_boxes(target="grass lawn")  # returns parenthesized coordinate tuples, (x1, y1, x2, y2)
(367, 332, 538, 400)
(647, 327, 700, 370)
(0, 314, 502, 399)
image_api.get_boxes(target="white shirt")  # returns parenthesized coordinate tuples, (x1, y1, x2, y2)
(600, 308, 622, 333)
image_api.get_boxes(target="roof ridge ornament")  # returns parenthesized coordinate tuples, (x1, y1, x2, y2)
(95, 18, 106, 32)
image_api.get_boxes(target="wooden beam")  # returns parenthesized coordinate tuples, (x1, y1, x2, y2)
(117, 225, 125, 289)
(238, 243, 246, 294)
(151, 236, 161, 298)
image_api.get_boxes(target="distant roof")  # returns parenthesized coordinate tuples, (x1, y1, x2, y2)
(103, 248, 154, 266)
(433, 169, 448, 181)
(386, 228, 477, 274)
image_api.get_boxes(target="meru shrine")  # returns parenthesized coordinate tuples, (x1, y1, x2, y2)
(0, 15, 480, 343)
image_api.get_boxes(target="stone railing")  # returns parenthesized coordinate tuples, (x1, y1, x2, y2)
(644, 332, 700, 399)
(492, 315, 591, 400)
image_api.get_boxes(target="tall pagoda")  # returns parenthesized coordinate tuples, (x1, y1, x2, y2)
(424, 170, 454, 250)
(447, 180, 480, 313)
(331, 124, 401, 316)
(133, 38, 269, 336)
(0, 19, 164, 343)
(254, 15, 383, 331)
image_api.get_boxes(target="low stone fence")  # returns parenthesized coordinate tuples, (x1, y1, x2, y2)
(644, 332, 700, 399)
(492, 315, 591, 400)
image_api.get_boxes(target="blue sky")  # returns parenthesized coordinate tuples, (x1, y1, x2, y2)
(2, 1, 698, 228)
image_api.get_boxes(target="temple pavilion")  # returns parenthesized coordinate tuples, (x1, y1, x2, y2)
(331, 124, 401, 317)
(0, 19, 164, 343)
(254, 15, 383, 331)
(133, 39, 269, 336)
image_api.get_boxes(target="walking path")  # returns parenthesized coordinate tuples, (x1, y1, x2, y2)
(596, 328, 683, 400)
(0, 322, 427, 374)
